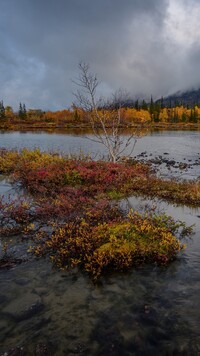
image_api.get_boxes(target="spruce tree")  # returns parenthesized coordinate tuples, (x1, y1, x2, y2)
(18, 102, 27, 119)
(19, 102, 23, 118)
(23, 104, 27, 119)
(141, 100, 148, 110)
(149, 96, 154, 117)
(160, 96, 164, 109)
(134, 99, 139, 110)
(0, 100, 5, 119)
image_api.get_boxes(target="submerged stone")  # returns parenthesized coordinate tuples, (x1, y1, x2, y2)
(2, 294, 45, 322)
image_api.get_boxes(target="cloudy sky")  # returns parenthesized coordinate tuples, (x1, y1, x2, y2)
(1, 0, 200, 110)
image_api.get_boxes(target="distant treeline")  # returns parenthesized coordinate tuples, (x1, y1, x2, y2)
(1, 98, 200, 127)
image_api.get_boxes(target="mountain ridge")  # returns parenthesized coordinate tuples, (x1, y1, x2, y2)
(159, 88, 200, 107)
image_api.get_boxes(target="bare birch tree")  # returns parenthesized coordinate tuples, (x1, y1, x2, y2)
(73, 62, 144, 163)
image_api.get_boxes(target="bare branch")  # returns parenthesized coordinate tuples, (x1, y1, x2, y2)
(73, 62, 146, 163)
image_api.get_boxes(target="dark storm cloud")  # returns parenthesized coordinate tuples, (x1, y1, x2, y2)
(0, 0, 199, 109)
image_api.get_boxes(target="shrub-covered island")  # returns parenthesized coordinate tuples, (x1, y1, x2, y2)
(0, 149, 194, 279)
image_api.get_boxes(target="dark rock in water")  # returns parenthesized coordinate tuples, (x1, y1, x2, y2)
(167, 160, 176, 166)
(2, 294, 45, 322)
(35, 343, 51, 355)
(14, 301, 45, 322)
(138, 304, 158, 327)
(15, 278, 30, 286)
(0, 294, 8, 304)
(178, 163, 188, 170)
(150, 159, 162, 165)
(96, 330, 124, 355)
(0, 257, 27, 269)
(163, 152, 169, 155)
(68, 341, 89, 354)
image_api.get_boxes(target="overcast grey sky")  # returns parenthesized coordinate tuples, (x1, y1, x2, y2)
(1, 0, 200, 110)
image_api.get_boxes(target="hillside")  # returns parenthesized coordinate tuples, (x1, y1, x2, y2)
(160, 88, 200, 107)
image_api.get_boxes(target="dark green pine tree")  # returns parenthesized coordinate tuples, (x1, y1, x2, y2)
(154, 102, 161, 122)
(181, 112, 187, 122)
(134, 99, 139, 111)
(190, 108, 198, 123)
(19, 102, 23, 118)
(160, 96, 165, 109)
(149, 96, 154, 117)
(18, 102, 27, 119)
(23, 103, 27, 119)
(141, 99, 148, 110)
(0, 100, 5, 119)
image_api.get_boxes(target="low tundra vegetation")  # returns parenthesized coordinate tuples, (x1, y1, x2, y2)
(0, 149, 195, 279)
(29, 210, 190, 280)
(0, 148, 200, 205)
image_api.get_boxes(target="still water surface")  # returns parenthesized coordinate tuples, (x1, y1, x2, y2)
(1, 129, 200, 178)
(0, 130, 200, 354)
(0, 130, 199, 160)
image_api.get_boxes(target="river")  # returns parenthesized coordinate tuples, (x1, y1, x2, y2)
(0, 130, 200, 355)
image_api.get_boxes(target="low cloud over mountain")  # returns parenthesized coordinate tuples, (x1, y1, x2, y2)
(1, 0, 200, 110)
